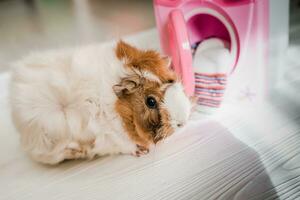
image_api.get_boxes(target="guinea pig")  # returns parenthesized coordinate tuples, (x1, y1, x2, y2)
(10, 40, 192, 164)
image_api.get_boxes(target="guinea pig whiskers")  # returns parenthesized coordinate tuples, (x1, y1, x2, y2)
(153, 126, 165, 144)
(162, 132, 168, 141)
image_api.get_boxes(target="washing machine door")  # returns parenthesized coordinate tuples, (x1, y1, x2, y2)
(168, 9, 195, 96)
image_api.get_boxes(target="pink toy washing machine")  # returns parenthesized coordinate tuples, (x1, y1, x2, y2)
(153, 0, 269, 107)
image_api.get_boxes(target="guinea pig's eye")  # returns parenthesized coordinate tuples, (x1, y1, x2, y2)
(145, 96, 157, 109)
(167, 79, 174, 84)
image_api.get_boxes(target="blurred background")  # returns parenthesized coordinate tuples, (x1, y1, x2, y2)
(0, 0, 155, 72)
(0, 0, 299, 95)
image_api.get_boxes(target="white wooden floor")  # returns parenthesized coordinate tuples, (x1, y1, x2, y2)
(0, 29, 300, 200)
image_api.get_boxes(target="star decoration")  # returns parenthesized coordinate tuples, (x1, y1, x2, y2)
(239, 86, 256, 101)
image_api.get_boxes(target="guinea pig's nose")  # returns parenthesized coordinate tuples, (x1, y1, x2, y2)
(177, 123, 183, 128)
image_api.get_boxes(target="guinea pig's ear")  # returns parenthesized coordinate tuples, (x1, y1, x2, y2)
(115, 40, 139, 64)
(162, 56, 172, 68)
(113, 75, 140, 98)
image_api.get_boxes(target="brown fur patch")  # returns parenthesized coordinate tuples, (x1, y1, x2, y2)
(114, 75, 174, 149)
(115, 40, 177, 83)
(114, 41, 179, 149)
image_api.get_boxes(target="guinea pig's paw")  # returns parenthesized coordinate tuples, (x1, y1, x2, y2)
(133, 145, 149, 157)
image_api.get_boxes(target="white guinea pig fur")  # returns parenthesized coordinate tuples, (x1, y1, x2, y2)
(10, 40, 191, 164)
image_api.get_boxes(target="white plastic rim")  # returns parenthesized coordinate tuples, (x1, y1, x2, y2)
(185, 7, 239, 72)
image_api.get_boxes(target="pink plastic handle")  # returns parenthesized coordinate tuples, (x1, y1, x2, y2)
(168, 9, 195, 96)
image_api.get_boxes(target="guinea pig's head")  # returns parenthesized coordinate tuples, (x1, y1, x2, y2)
(113, 41, 191, 147)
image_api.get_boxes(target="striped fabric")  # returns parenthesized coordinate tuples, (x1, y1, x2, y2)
(194, 72, 227, 108)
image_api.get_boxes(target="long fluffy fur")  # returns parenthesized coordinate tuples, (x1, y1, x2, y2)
(10, 42, 137, 164)
(10, 41, 191, 164)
